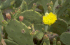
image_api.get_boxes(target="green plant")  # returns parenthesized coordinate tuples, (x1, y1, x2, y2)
(0, 0, 70, 45)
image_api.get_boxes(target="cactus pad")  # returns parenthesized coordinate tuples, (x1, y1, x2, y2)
(0, 10, 4, 25)
(5, 19, 34, 45)
(5, 39, 18, 45)
(0, 25, 2, 42)
(60, 32, 70, 45)
(1, 0, 16, 10)
(48, 19, 67, 35)
(17, 10, 42, 24)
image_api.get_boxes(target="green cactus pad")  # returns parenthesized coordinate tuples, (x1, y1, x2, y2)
(0, 25, 2, 42)
(57, 0, 70, 17)
(48, 19, 67, 35)
(34, 24, 45, 32)
(17, 10, 42, 24)
(5, 39, 18, 45)
(60, 32, 70, 45)
(37, 0, 50, 13)
(0, 10, 4, 25)
(28, 0, 38, 9)
(61, 16, 70, 25)
(52, 0, 56, 5)
(34, 32, 44, 40)
(25, 0, 32, 4)
(53, 0, 59, 13)
(20, 0, 28, 11)
(8, 37, 13, 41)
(22, 20, 31, 26)
(14, 0, 22, 8)
(0, 34, 1, 42)
(5, 19, 34, 45)
(1, 0, 16, 10)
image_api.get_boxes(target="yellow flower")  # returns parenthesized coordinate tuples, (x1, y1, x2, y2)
(43, 12, 57, 25)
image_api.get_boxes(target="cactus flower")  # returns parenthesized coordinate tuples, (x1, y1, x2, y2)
(19, 16, 24, 21)
(43, 12, 57, 25)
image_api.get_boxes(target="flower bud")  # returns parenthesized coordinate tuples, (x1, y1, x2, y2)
(6, 13, 11, 20)
(50, 1, 53, 5)
(19, 16, 24, 21)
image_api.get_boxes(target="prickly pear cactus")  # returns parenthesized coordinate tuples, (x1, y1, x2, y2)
(37, 0, 50, 13)
(17, 10, 42, 24)
(34, 24, 45, 32)
(22, 20, 31, 26)
(1, 0, 16, 10)
(4, 39, 18, 45)
(34, 32, 44, 40)
(0, 0, 70, 45)
(14, 0, 22, 8)
(25, 0, 32, 4)
(59, 8, 70, 25)
(28, 0, 38, 9)
(16, 10, 44, 32)
(43, 34, 61, 45)
(48, 19, 67, 35)
(57, 0, 70, 17)
(5, 19, 34, 45)
(0, 25, 2, 42)
(0, 10, 4, 25)
(20, 0, 28, 11)
(60, 32, 70, 45)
